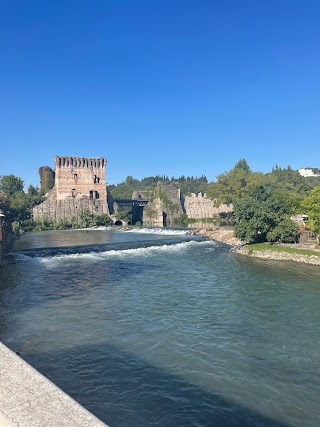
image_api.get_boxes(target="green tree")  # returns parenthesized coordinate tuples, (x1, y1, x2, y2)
(206, 160, 264, 205)
(302, 186, 320, 244)
(0, 175, 24, 197)
(38, 167, 55, 194)
(234, 186, 298, 243)
(9, 192, 33, 223)
(0, 192, 10, 216)
(234, 158, 251, 172)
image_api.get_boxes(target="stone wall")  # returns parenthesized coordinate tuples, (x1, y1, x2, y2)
(143, 183, 184, 225)
(0, 342, 107, 426)
(55, 156, 107, 201)
(33, 156, 109, 221)
(183, 193, 232, 219)
(33, 198, 109, 221)
(143, 199, 165, 226)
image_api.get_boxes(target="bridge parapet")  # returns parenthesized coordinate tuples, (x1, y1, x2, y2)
(113, 199, 149, 207)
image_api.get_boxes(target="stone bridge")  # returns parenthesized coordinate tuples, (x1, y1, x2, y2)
(113, 199, 149, 207)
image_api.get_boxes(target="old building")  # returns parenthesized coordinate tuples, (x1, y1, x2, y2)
(33, 156, 109, 221)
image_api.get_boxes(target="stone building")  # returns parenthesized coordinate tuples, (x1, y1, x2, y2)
(33, 156, 109, 221)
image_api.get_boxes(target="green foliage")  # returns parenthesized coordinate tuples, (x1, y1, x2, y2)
(116, 208, 132, 221)
(266, 218, 299, 243)
(0, 175, 44, 228)
(31, 210, 113, 231)
(27, 185, 39, 196)
(0, 174, 24, 197)
(174, 213, 189, 225)
(11, 221, 21, 234)
(109, 175, 208, 199)
(234, 158, 251, 172)
(234, 186, 298, 243)
(158, 189, 181, 214)
(206, 161, 309, 206)
(302, 186, 320, 244)
(0, 192, 10, 216)
(38, 166, 55, 194)
(247, 243, 320, 257)
(206, 160, 265, 205)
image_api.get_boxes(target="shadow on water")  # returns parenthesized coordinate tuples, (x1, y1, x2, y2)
(22, 343, 285, 427)
(0, 257, 159, 304)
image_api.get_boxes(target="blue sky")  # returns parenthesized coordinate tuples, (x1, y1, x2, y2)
(1, 0, 320, 188)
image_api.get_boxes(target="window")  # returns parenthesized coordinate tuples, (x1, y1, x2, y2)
(71, 189, 76, 198)
(89, 191, 94, 199)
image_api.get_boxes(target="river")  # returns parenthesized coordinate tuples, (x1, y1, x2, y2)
(0, 228, 320, 426)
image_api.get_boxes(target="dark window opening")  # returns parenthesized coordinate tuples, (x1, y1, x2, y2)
(94, 175, 100, 184)
(72, 189, 76, 198)
(89, 190, 94, 199)
(95, 191, 100, 199)
(74, 173, 78, 181)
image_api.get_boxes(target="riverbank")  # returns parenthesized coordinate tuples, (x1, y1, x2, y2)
(0, 342, 107, 427)
(236, 244, 320, 265)
(191, 226, 243, 246)
(193, 226, 320, 265)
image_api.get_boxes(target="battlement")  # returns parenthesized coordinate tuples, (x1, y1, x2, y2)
(55, 156, 106, 169)
(33, 154, 109, 220)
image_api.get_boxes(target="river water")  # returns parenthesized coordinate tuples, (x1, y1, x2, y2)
(0, 228, 320, 427)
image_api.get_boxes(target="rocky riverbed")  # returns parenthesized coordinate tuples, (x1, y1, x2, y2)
(190, 226, 243, 246)
(192, 226, 320, 265)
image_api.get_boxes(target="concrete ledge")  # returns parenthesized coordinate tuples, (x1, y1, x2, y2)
(0, 342, 108, 426)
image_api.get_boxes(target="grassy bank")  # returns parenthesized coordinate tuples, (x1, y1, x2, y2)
(247, 243, 320, 257)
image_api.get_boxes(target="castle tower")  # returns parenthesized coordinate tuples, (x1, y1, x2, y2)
(32, 155, 110, 221)
(54, 156, 107, 201)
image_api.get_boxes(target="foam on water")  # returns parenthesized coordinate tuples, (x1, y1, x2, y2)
(121, 227, 189, 236)
(38, 240, 217, 265)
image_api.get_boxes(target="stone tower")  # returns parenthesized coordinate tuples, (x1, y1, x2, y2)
(54, 156, 107, 202)
(33, 155, 110, 221)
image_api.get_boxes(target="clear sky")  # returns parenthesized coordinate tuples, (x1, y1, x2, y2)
(1, 0, 320, 188)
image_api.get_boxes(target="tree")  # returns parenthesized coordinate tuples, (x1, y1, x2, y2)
(0, 192, 10, 216)
(234, 158, 251, 172)
(302, 186, 320, 244)
(9, 192, 33, 222)
(206, 160, 264, 205)
(38, 166, 55, 194)
(0, 175, 24, 197)
(234, 186, 298, 243)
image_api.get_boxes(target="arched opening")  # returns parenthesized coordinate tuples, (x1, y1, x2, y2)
(114, 220, 122, 226)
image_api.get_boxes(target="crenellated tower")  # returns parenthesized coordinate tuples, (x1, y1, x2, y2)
(33, 155, 110, 221)
(54, 156, 107, 202)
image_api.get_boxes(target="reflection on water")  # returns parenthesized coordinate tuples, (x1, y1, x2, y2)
(1, 229, 320, 426)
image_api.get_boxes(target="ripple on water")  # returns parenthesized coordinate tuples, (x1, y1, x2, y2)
(1, 230, 320, 426)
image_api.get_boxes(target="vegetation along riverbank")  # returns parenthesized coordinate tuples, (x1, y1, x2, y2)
(192, 226, 320, 265)
(1, 158, 320, 264)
